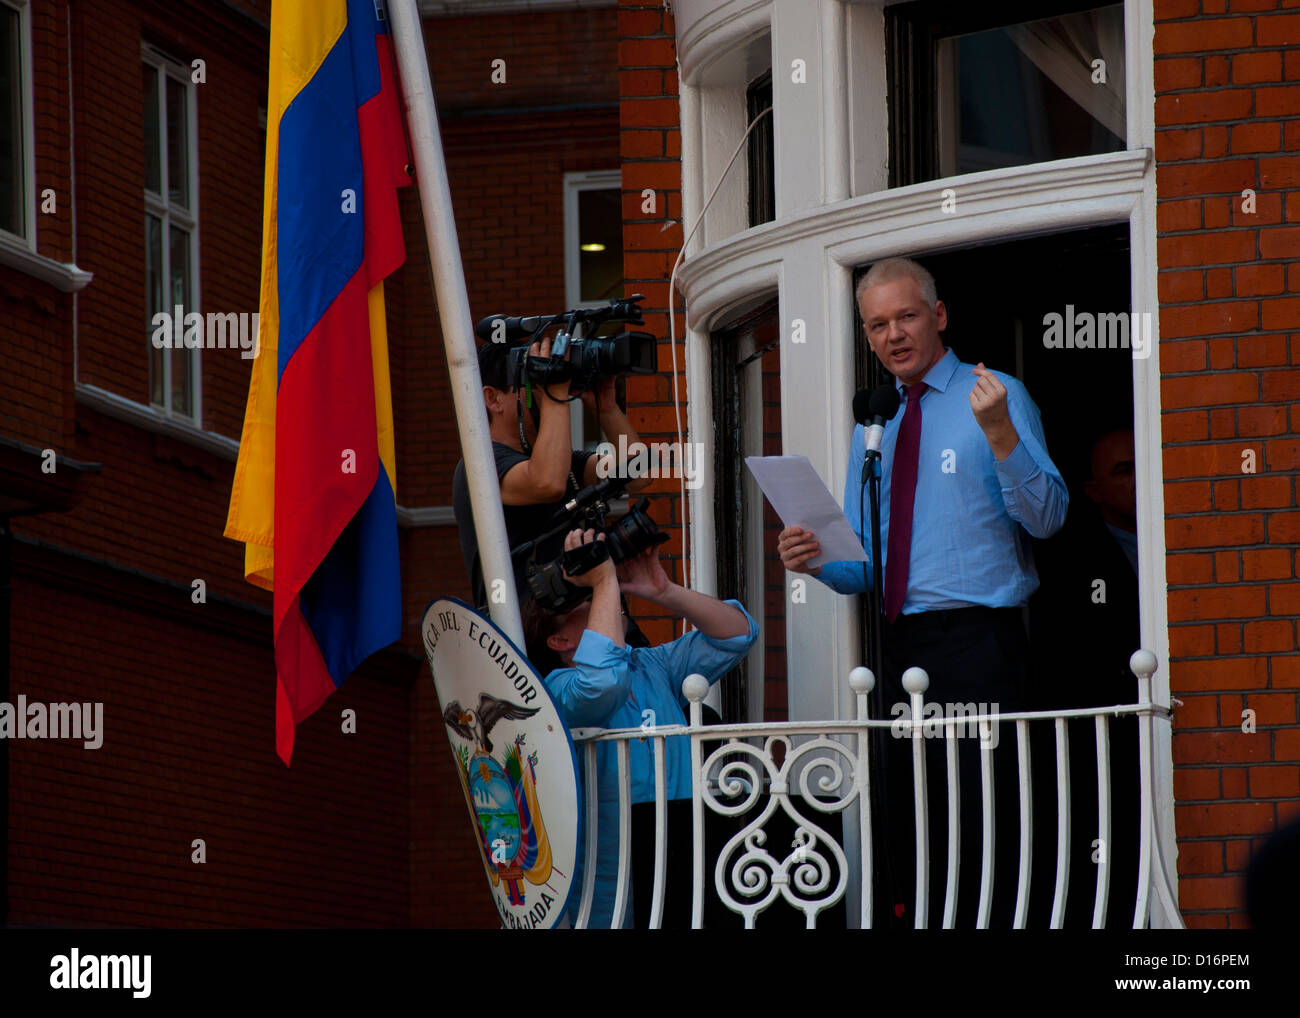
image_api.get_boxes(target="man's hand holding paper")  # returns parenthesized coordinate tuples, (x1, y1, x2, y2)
(743, 455, 868, 574)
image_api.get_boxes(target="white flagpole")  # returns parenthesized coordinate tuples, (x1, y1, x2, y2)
(386, 0, 524, 645)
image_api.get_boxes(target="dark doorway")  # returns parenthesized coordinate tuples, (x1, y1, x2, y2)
(711, 298, 785, 724)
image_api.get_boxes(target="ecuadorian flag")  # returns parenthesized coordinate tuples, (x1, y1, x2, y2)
(225, 0, 409, 765)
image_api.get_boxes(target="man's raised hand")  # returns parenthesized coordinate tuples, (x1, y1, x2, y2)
(970, 362, 1019, 461)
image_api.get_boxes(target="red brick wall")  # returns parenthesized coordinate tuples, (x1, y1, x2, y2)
(0, 0, 533, 929)
(1154, 0, 1300, 928)
(616, 0, 686, 641)
(425, 8, 619, 114)
(10, 547, 416, 927)
(2, 0, 427, 928)
(31, 0, 73, 266)
(2, 0, 75, 454)
(1, 279, 73, 453)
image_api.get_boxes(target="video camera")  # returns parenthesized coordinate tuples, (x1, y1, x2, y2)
(511, 478, 670, 614)
(474, 295, 658, 396)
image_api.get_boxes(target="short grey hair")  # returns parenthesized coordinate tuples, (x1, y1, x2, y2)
(856, 257, 939, 310)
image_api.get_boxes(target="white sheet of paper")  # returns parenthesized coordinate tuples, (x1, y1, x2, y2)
(744, 455, 867, 568)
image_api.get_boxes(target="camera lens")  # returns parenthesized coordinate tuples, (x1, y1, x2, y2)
(604, 498, 669, 563)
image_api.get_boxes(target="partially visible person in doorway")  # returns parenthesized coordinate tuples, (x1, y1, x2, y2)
(1029, 427, 1142, 927)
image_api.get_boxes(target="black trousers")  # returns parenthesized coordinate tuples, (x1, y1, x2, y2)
(630, 799, 733, 929)
(1025, 711, 1142, 928)
(880, 606, 1029, 929)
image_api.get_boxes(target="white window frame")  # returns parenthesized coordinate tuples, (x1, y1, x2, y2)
(142, 43, 201, 422)
(562, 169, 622, 310)
(0, 0, 36, 247)
(562, 169, 621, 449)
(0, 0, 91, 290)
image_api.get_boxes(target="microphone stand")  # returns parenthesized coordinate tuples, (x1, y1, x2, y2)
(862, 447, 885, 700)
(860, 440, 892, 927)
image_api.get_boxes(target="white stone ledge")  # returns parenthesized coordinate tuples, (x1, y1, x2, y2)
(0, 232, 93, 293)
(677, 149, 1153, 330)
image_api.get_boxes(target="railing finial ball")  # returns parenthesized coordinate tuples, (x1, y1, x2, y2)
(849, 666, 875, 693)
(1129, 649, 1157, 679)
(682, 673, 710, 702)
(901, 666, 929, 694)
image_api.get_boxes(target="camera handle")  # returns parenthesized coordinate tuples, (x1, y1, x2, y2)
(560, 538, 610, 577)
(516, 315, 584, 455)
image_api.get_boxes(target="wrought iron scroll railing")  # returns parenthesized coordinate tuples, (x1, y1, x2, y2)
(569, 649, 1183, 929)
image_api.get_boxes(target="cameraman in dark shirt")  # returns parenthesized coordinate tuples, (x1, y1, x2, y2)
(452, 338, 649, 609)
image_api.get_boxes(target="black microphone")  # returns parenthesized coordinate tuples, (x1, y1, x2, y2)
(474, 313, 553, 343)
(852, 388, 871, 427)
(854, 384, 901, 458)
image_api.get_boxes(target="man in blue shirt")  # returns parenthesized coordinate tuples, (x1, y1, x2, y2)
(778, 257, 1068, 927)
(523, 529, 758, 928)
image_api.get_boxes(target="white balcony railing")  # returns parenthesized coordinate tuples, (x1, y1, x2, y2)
(570, 650, 1182, 929)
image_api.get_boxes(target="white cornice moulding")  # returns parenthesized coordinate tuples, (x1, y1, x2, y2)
(674, 0, 772, 84)
(77, 383, 241, 458)
(397, 504, 457, 526)
(676, 149, 1152, 330)
(419, 0, 614, 14)
(75, 383, 456, 528)
(0, 232, 93, 292)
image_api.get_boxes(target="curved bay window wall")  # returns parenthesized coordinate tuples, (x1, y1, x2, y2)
(675, 0, 1161, 725)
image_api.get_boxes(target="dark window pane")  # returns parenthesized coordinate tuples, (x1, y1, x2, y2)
(147, 215, 164, 405)
(170, 225, 192, 414)
(166, 76, 188, 207)
(171, 345, 190, 414)
(942, 7, 1125, 175)
(143, 64, 161, 194)
(577, 188, 622, 303)
(747, 71, 774, 227)
(1, 7, 24, 235)
(887, 2, 1125, 186)
(169, 224, 190, 309)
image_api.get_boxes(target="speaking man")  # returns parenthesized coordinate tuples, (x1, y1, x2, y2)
(452, 338, 649, 609)
(777, 256, 1068, 927)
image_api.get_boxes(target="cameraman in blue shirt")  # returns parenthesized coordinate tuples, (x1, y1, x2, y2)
(523, 529, 758, 928)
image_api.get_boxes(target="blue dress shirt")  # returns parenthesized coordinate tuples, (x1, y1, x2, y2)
(818, 349, 1068, 612)
(544, 602, 759, 927)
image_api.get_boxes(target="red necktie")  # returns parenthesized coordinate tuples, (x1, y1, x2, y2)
(884, 382, 926, 622)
